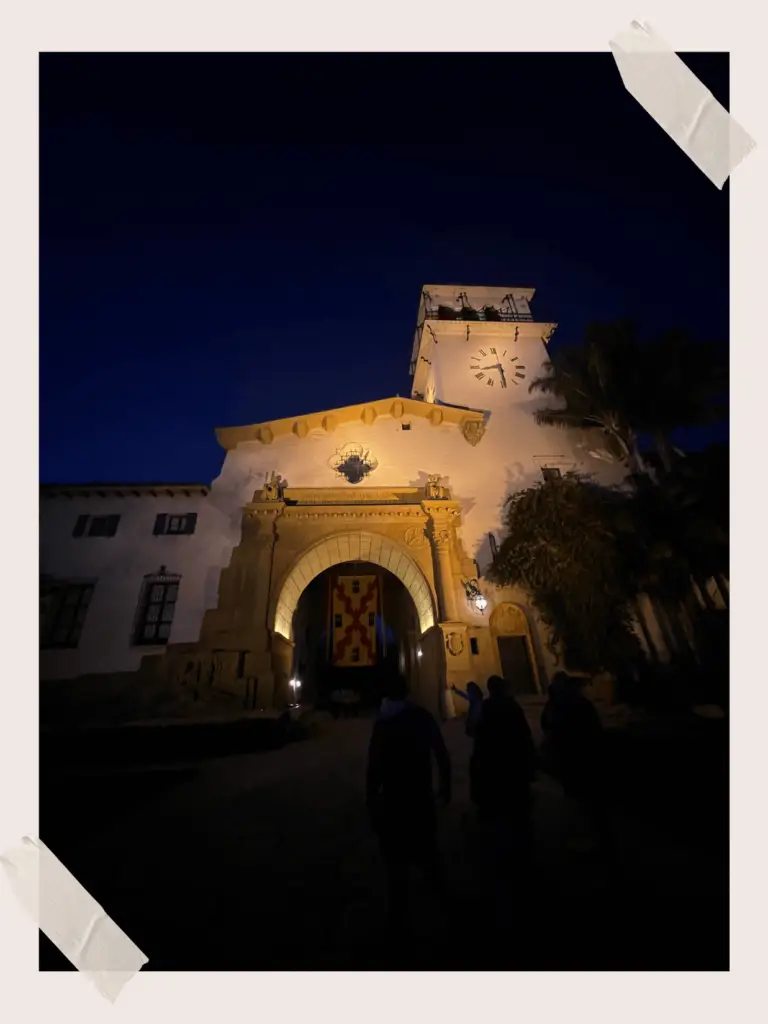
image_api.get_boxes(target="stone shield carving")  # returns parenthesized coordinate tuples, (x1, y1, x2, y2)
(446, 632, 465, 657)
(461, 419, 486, 447)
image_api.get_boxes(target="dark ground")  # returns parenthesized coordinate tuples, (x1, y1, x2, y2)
(39, 707, 728, 971)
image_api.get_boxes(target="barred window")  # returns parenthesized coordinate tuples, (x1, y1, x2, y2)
(133, 571, 181, 646)
(40, 580, 95, 649)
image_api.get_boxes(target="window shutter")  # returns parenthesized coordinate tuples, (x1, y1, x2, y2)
(153, 514, 167, 536)
(184, 512, 198, 535)
(106, 514, 121, 537)
(72, 515, 89, 538)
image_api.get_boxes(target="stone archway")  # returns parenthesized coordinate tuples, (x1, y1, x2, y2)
(268, 531, 440, 712)
(489, 602, 541, 695)
(271, 531, 436, 642)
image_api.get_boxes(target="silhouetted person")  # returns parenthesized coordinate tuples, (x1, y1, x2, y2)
(366, 674, 451, 936)
(470, 675, 537, 843)
(469, 675, 537, 935)
(541, 672, 613, 858)
(451, 680, 484, 736)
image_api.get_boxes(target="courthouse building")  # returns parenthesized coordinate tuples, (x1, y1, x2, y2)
(40, 284, 634, 716)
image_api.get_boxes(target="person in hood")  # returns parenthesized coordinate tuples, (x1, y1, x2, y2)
(366, 673, 451, 935)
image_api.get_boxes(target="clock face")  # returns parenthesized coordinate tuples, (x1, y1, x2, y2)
(469, 347, 527, 389)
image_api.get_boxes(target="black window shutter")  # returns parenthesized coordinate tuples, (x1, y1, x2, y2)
(184, 512, 198, 535)
(153, 514, 167, 536)
(106, 514, 121, 537)
(72, 515, 89, 537)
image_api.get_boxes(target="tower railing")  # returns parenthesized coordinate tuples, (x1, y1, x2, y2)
(423, 305, 533, 323)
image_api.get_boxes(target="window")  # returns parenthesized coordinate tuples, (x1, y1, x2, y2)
(541, 467, 562, 482)
(133, 571, 181, 646)
(351, 647, 360, 663)
(401, 422, 412, 431)
(40, 580, 94, 649)
(351, 579, 360, 594)
(470, 637, 479, 655)
(153, 513, 198, 536)
(72, 514, 120, 538)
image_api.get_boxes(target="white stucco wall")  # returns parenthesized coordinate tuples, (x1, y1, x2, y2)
(39, 491, 216, 680)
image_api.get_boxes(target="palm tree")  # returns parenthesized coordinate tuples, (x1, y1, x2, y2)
(529, 320, 652, 477)
(633, 329, 727, 474)
(529, 320, 727, 479)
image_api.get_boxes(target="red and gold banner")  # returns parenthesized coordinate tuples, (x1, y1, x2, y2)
(331, 575, 378, 666)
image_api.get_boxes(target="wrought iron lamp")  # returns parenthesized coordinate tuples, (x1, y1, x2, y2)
(462, 577, 488, 614)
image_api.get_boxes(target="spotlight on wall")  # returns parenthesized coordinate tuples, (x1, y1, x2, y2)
(462, 578, 488, 614)
(289, 678, 302, 704)
(416, 647, 423, 659)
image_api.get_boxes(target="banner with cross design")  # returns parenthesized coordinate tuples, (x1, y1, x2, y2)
(331, 575, 378, 667)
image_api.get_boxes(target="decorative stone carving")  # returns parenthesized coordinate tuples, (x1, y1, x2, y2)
(329, 443, 379, 485)
(445, 632, 465, 657)
(404, 524, 427, 548)
(461, 418, 486, 447)
(261, 471, 284, 502)
(490, 602, 528, 635)
(434, 528, 452, 550)
(425, 474, 447, 500)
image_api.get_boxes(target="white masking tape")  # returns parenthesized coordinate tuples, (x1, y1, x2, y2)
(610, 21, 756, 188)
(1, 835, 148, 1002)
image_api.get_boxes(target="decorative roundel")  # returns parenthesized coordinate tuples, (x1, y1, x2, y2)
(328, 443, 379, 485)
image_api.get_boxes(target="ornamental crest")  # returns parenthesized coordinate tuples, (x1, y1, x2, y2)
(328, 443, 379, 485)
(461, 419, 486, 447)
(446, 632, 465, 657)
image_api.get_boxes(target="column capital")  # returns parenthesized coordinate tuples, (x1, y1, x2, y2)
(245, 500, 286, 517)
(421, 499, 462, 519)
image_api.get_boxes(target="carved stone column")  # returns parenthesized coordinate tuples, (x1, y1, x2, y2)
(423, 500, 462, 623)
(433, 526, 460, 622)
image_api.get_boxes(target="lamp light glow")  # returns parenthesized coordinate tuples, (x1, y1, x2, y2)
(462, 578, 488, 615)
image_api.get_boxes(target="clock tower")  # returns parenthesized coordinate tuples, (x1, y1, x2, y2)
(408, 285, 557, 410)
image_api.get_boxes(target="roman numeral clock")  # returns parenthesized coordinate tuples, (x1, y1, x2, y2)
(469, 346, 527, 389)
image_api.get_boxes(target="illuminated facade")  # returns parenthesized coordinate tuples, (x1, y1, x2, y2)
(41, 284, 645, 716)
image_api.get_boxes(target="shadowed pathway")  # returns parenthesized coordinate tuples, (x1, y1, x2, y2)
(41, 714, 727, 970)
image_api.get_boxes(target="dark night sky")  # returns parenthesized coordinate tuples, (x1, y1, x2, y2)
(40, 53, 729, 485)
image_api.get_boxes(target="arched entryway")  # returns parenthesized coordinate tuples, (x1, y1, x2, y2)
(489, 602, 541, 696)
(269, 531, 442, 714)
(271, 531, 435, 641)
(290, 561, 428, 712)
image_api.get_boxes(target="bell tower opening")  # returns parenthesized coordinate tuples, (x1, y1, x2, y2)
(291, 561, 423, 713)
